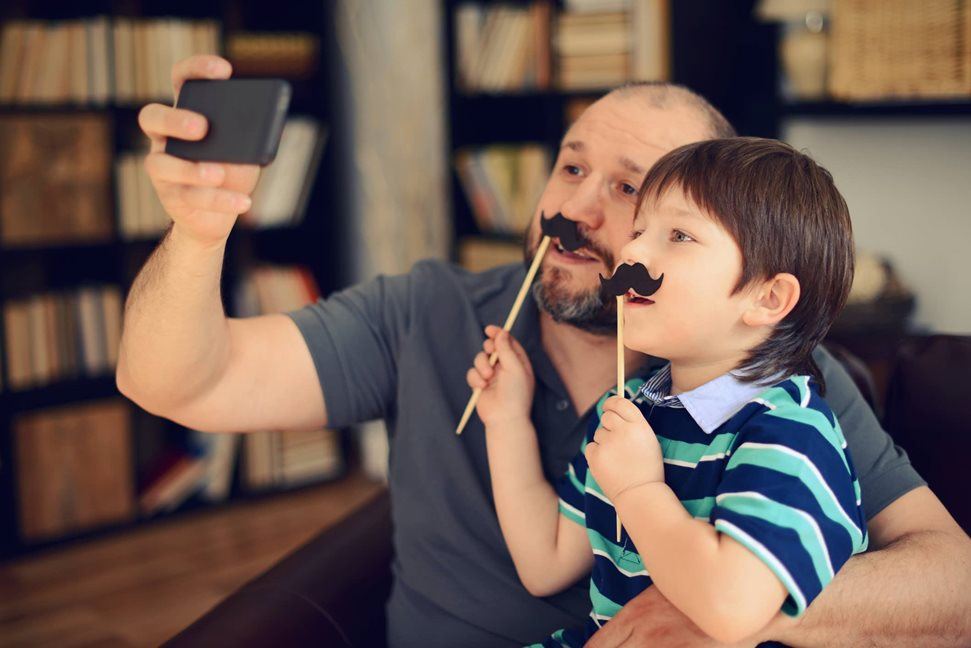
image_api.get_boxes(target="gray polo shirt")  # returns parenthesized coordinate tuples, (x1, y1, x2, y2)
(288, 259, 924, 648)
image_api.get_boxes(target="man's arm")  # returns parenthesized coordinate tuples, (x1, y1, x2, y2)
(117, 227, 327, 432)
(763, 485, 971, 647)
(117, 54, 328, 432)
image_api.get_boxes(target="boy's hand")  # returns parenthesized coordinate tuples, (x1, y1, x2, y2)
(586, 396, 664, 501)
(465, 325, 535, 428)
(138, 55, 261, 248)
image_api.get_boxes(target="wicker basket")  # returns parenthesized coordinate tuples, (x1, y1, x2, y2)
(829, 0, 971, 100)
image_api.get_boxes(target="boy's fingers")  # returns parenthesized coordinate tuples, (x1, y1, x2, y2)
(604, 396, 642, 421)
(473, 352, 494, 379)
(483, 338, 495, 355)
(466, 368, 487, 390)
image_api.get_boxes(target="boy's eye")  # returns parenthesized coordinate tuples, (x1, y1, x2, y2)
(631, 229, 643, 240)
(671, 230, 695, 243)
(620, 182, 638, 196)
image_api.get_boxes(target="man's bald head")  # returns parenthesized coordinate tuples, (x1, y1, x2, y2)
(606, 81, 736, 140)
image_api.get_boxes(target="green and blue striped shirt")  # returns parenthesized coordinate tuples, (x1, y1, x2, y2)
(539, 364, 869, 648)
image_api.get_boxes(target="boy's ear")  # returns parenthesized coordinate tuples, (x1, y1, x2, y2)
(742, 273, 800, 328)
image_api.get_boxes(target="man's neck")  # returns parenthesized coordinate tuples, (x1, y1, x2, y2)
(539, 310, 646, 415)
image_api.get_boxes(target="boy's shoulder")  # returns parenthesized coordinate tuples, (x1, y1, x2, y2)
(727, 375, 846, 456)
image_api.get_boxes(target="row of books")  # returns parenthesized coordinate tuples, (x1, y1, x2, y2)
(454, 0, 669, 92)
(454, 1, 553, 92)
(454, 144, 551, 234)
(0, 18, 219, 105)
(116, 151, 172, 240)
(3, 285, 122, 391)
(555, 0, 670, 90)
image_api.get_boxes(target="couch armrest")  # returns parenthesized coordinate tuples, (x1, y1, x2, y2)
(165, 488, 393, 647)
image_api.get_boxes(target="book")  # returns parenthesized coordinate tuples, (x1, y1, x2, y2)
(242, 117, 327, 228)
(14, 400, 135, 541)
(0, 114, 112, 246)
(455, 1, 553, 92)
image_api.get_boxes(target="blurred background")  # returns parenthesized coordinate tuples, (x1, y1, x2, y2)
(0, 0, 968, 645)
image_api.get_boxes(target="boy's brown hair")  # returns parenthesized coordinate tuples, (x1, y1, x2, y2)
(635, 137, 855, 390)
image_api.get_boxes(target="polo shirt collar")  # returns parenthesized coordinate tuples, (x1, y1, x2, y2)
(637, 363, 777, 434)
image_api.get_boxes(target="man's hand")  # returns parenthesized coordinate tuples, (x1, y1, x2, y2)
(138, 54, 260, 248)
(584, 586, 753, 648)
(586, 396, 664, 501)
(465, 325, 535, 428)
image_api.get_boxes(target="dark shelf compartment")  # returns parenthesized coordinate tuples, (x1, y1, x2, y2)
(1, 375, 119, 412)
(782, 99, 971, 118)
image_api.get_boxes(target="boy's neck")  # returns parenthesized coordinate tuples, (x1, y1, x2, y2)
(540, 311, 646, 415)
(668, 354, 748, 396)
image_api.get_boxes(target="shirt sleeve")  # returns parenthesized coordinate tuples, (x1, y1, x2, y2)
(286, 266, 416, 428)
(711, 381, 869, 617)
(814, 346, 926, 520)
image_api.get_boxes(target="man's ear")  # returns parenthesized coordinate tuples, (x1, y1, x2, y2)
(741, 273, 800, 328)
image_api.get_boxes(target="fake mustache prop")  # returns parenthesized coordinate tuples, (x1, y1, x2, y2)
(599, 262, 664, 301)
(540, 212, 584, 252)
(599, 261, 663, 544)
(456, 212, 585, 435)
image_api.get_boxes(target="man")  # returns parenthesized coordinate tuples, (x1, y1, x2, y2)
(119, 55, 971, 647)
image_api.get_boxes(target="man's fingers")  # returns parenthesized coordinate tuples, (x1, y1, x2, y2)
(144, 153, 226, 188)
(168, 185, 251, 214)
(483, 338, 496, 356)
(139, 103, 208, 143)
(172, 55, 232, 96)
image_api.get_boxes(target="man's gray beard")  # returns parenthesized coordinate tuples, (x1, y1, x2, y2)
(531, 265, 616, 335)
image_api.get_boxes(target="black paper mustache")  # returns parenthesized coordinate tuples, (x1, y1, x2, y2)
(599, 263, 664, 300)
(540, 212, 584, 252)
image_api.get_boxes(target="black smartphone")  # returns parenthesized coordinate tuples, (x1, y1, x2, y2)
(166, 79, 291, 166)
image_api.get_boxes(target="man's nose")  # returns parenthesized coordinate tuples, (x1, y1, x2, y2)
(560, 174, 605, 231)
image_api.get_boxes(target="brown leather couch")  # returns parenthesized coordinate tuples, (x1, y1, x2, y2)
(165, 336, 970, 647)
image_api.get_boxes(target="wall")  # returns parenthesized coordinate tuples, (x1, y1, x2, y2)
(784, 117, 971, 334)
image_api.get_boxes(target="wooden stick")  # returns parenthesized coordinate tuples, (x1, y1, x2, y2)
(455, 235, 553, 435)
(616, 295, 624, 543)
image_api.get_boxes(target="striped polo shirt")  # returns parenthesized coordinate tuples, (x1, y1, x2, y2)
(536, 364, 869, 648)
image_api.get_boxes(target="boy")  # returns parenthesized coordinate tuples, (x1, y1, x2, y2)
(466, 137, 867, 646)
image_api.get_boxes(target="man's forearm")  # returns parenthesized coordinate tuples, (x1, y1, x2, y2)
(116, 224, 232, 413)
(766, 529, 971, 647)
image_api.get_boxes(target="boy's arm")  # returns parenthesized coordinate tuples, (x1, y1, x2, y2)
(467, 327, 593, 597)
(614, 483, 787, 644)
(486, 416, 594, 597)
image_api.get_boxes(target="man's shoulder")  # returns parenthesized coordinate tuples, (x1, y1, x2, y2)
(405, 259, 523, 299)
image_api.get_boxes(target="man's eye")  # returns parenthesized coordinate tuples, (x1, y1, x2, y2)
(563, 165, 581, 176)
(672, 230, 695, 243)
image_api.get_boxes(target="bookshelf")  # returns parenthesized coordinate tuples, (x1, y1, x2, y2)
(444, 0, 779, 267)
(0, 1, 349, 558)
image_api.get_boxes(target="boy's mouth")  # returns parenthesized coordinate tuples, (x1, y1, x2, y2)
(625, 289, 655, 306)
